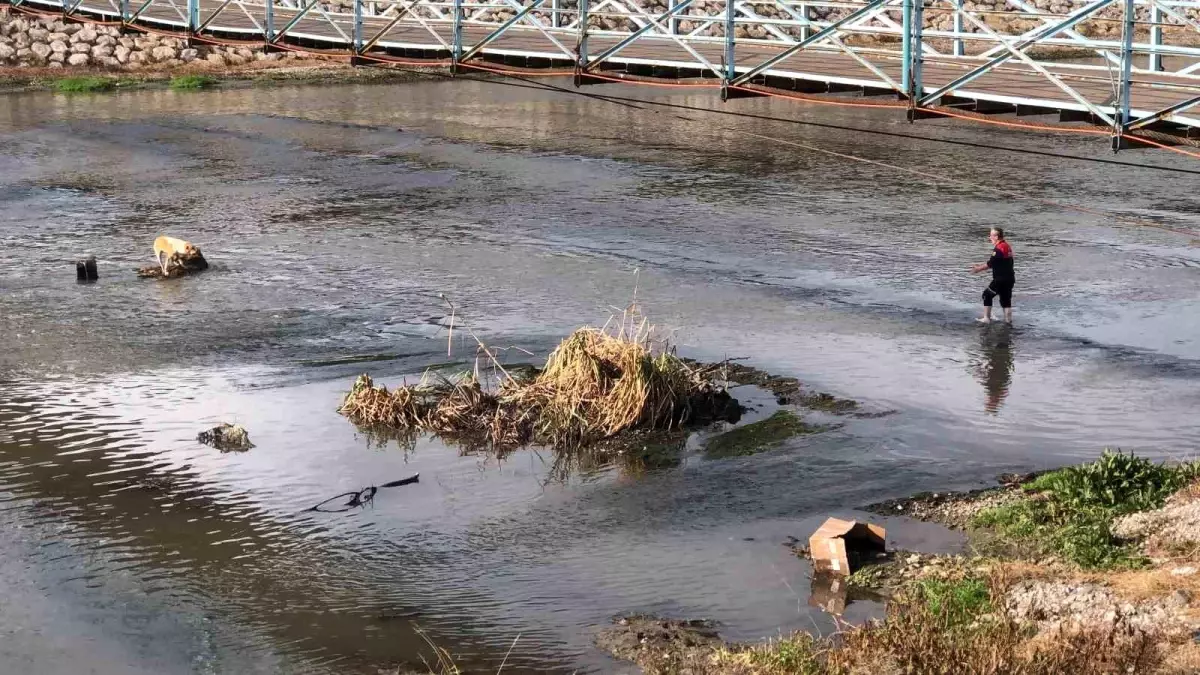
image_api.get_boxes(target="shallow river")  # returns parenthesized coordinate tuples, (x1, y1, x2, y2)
(1, 76, 1199, 674)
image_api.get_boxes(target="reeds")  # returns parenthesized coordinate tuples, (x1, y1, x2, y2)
(338, 318, 737, 452)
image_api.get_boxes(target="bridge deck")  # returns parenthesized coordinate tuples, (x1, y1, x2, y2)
(12, 0, 1200, 139)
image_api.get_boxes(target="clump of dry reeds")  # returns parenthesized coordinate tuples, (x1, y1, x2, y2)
(337, 316, 737, 452)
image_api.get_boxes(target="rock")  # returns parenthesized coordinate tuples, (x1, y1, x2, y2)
(31, 42, 52, 59)
(119, 37, 135, 49)
(0, 43, 13, 61)
(28, 28, 48, 42)
(128, 50, 147, 64)
(1167, 589, 1192, 608)
(14, 32, 31, 48)
(66, 53, 90, 67)
(179, 48, 199, 62)
(114, 44, 130, 63)
(48, 51, 65, 63)
(91, 44, 114, 58)
(49, 39, 68, 54)
(133, 37, 153, 50)
(226, 54, 247, 66)
(47, 61, 63, 69)
(96, 35, 117, 47)
(63, 23, 83, 36)
(16, 47, 32, 60)
(98, 56, 121, 68)
(205, 52, 226, 66)
(70, 41, 90, 55)
(235, 47, 254, 60)
(1172, 566, 1197, 576)
(151, 45, 177, 61)
(47, 31, 69, 44)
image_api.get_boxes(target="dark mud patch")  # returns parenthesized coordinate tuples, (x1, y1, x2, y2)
(704, 410, 824, 458)
(707, 360, 893, 418)
(595, 615, 722, 668)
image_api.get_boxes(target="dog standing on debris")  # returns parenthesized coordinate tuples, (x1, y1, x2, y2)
(153, 235, 199, 275)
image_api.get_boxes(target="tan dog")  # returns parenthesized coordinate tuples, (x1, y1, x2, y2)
(152, 235, 199, 275)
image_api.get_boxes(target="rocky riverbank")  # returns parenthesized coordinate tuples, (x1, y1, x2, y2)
(0, 9, 330, 71)
(597, 451, 1200, 674)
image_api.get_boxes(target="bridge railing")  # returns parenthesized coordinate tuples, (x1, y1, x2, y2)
(10, 0, 1200, 131)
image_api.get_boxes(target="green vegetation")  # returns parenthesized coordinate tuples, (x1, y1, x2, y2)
(704, 410, 818, 458)
(914, 578, 991, 628)
(53, 76, 115, 93)
(169, 74, 217, 90)
(971, 450, 1198, 569)
(610, 575, 1159, 674)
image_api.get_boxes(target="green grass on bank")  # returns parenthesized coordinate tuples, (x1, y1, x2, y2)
(971, 450, 1199, 569)
(169, 74, 217, 90)
(53, 76, 115, 93)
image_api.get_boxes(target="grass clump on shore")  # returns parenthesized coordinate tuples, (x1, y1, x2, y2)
(53, 76, 115, 93)
(971, 450, 1199, 569)
(605, 574, 1161, 674)
(338, 322, 738, 452)
(169, 75, 217, 90)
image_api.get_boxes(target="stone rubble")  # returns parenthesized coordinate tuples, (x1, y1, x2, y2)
(0, 10, 310, 70)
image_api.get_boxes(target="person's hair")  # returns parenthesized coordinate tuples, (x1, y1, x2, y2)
(991, 227, 1005, 240)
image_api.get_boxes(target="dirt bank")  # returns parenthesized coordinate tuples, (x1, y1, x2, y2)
(597, 451, 1200, 674)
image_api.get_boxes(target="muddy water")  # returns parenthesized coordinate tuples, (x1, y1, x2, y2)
(1, 77, 1199, 673)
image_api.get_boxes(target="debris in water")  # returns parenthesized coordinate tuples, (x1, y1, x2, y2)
(197, 423, 254, 452)
(75, 255, 98, 282)
(307, 473, 420, 513)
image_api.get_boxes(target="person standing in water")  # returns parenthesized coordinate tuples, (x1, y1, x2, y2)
(971, 227, 1014, 324)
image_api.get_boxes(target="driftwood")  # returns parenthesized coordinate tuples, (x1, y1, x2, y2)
(76, 256, 98, 282)
(137, 247, 210, 279)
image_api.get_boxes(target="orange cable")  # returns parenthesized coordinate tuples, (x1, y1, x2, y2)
(582, 71, 719, 88)
(732, 84, 908, 110)
(459, 62, 575, 77)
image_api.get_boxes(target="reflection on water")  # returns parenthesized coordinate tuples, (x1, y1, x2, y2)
(971, 326, 1017, 415)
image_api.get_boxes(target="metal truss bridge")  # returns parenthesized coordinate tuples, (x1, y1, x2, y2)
(9, 0, 1200, 153)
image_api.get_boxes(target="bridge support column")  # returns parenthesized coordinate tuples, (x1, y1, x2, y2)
(574, 0, 590, 86)
(186, 0, 198, 44)
(353, 0, 364, 60)
(953, 0, 963, 57)
(1149, 2, 1162, 72)
(907, 0, 924, 119)
(720, 0, 735, 100)
(452, 0, 463, 74)
(901, 0, 911, 94)
(1113, 0, 1134, 151)
(265, 0, 275, 44)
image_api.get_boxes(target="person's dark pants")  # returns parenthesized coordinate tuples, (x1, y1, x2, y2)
(983, 280, 1014, 308)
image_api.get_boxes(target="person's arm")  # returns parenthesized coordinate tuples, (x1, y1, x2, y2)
(971, 247, 1000, 273)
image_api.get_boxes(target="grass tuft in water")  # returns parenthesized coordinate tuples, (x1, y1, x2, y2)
(704, 410, 819, 458)
(53, 76, 115, 93)
(338, 318, 740, 454)
(169, 75, 217, 90)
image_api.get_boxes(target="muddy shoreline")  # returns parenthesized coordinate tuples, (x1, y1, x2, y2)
(597, 453, 1200, 674)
